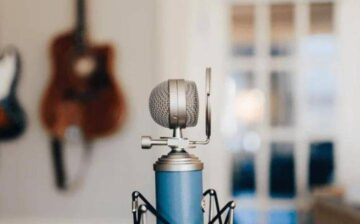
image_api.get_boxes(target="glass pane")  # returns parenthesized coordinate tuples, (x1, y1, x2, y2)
(270, 142, 296, 198)
(232, 70, 255, 89)
(270, 3, 295, 56)
(231, 5, 255, 56)
(268, 209, 297, 224)
(232, 152, 256, 197)
(235, 208, 259, 224)
(270, 71, 293, 127)
(309, 141, 334, 189)
(310, 2, 334, 34)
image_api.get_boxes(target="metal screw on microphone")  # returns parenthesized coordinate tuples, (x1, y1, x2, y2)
(141, 136, 152, 149)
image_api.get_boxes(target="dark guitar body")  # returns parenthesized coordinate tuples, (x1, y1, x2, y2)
(41, 32, 126, 140)
(0, 48, 26, 141)
(0, 96, 26, 140)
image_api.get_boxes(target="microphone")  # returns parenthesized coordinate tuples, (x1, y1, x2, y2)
(142, 69, 211, 224)
(132, 68, 235, 224)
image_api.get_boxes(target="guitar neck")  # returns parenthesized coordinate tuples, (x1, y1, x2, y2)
(75, 0, 87, 50)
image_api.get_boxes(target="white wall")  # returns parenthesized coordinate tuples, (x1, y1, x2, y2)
(337, 0, 360, 189)
(0, 0, 157, 222)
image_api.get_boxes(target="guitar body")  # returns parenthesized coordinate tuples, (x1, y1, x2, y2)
(41, 0, 126, 190)
(41, 32, 125, 140)
(0, 47, 26, 140)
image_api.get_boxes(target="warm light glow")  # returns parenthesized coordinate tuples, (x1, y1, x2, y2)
(235, 89, 265, 124)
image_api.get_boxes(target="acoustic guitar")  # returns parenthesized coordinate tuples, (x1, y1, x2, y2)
(41, 0, 126, 190)
(0, 47, 26, 140)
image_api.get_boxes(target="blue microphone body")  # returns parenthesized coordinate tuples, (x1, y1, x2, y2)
(154, 151, 204, 224)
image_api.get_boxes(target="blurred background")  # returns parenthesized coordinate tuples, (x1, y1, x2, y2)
(0, 0, 360, 223)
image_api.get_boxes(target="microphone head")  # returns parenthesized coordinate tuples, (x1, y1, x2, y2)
(149, 79, 199, 129)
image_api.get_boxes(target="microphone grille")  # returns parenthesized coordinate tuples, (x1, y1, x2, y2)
(149, 80, 199, 128)
(149, 81, 170, 128)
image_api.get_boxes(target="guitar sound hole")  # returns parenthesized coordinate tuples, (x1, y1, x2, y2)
(73, 55, 96, 78)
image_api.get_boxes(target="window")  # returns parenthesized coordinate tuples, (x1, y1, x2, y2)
(225, 1, 336, 221)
